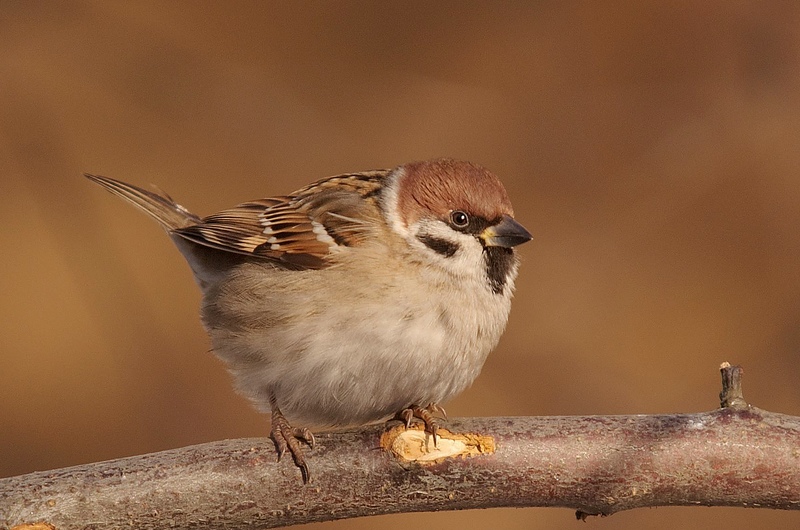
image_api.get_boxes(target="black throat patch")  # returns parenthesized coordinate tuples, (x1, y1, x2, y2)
(484, 246, 516, 294)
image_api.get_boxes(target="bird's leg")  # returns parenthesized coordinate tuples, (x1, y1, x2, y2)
(397, 403, 447, 447)
(269, 396, 315, 483)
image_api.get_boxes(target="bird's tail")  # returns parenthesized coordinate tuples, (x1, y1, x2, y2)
(85, 174, 201, 230)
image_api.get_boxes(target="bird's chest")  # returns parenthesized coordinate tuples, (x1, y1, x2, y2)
(364, 277, 511, 394)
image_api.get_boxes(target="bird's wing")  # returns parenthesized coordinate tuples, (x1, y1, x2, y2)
(174, 170, 389, 270)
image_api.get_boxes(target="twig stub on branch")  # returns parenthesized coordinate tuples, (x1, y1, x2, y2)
(719, 362, 748, 410)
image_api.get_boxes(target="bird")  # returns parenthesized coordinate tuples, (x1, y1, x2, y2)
(85, 158, 532, 483)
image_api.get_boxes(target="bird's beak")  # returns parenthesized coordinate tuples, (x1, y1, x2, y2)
(481, 215, 532, 248)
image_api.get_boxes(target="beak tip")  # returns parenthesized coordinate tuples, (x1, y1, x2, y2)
(483, 215, 532, 248)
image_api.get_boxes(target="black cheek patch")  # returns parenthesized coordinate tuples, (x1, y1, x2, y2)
(485, 246, 516, 294)
(417, 234, 460, 257)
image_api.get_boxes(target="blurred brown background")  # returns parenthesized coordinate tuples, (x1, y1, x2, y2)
(3, 1, 800, 528)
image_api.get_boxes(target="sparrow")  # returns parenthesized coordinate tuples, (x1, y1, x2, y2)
(86, 158, 531, 482)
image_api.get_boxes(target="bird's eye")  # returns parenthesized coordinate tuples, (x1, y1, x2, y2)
(450, 210, 469, 228)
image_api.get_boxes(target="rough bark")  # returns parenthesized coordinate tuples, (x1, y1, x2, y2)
(3, 364, 799, 529)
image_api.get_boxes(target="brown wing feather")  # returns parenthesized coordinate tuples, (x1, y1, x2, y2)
(172, 170, 389, 270)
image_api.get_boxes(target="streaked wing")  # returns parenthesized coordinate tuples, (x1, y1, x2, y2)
(173, 170, 388, 270)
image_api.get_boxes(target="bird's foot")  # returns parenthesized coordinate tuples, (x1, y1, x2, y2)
(397, 403, 447, 447)
(270, 406, 315, 483)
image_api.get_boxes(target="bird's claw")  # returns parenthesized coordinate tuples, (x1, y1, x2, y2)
(397, 403, 446, 447)
(270, 407, 315, 483)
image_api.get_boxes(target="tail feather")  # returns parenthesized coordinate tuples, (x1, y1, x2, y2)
(85, 173, 246, 290)
(85, 174, 201, 230)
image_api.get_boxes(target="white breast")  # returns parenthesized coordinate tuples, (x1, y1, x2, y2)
(201, 243, 517, 429)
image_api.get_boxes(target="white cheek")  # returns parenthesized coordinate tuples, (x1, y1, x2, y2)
(409, 220, 487, 280)
(444, 237, 486, 279)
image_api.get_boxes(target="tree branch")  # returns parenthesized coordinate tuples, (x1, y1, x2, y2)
(3, 364, 799, 529)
